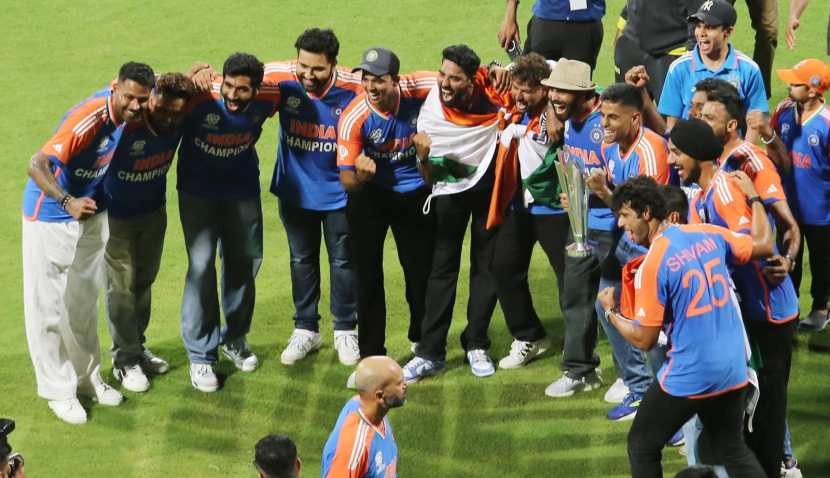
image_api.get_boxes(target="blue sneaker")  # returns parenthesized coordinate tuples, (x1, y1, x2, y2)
(466, 349, 495, 377)
(607, 392, 641, 421)
(402, 356, 445, 383)
(667, 428, 685, 447)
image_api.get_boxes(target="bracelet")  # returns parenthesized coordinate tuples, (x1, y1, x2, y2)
(761, 130, 777, 145)
(785, 254, 797, 271)
(747, 196, 762, 206)
(604, 308, 615, 321)
(60, 194, 72, 210)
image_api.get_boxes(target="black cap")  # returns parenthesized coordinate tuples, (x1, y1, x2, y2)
(687, 0, 737, 27)
(353, 47, 400, 77)
(670, 119, 723, 162)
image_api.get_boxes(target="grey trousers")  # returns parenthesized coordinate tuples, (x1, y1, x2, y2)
(105, 207, 167, 367)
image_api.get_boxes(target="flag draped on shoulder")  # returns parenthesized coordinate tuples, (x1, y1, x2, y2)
(416, 85, 502, 201)
(486, 112, 562, 229)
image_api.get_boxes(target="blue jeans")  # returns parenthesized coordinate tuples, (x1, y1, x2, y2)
(595, 234, 652, 395)
(179, 191, 263, 364)
(278, 200, 357, 332)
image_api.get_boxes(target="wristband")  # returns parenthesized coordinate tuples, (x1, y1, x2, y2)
(747, 196, 762, 206)
(604, 308, 615, 321)
(785, 254, 797, 272)
(60, 195, 72, 210)
(761, 130, 777, 145)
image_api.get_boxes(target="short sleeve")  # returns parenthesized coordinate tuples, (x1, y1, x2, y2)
(743, 68, 770, 114)
(633, 238, 670, 327)
(657, 64, 685, 118)
(699, 224, 753, 266)
(399, 71, 437, 100)
(337, 97, 368, 170)
(41, 97, 109, 164)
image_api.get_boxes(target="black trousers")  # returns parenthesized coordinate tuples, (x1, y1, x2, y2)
(347, 184, 435, 358)
(614, 34, 683, 104)
(524, 16, 604, 73)
(745, 319, 797, 478)
(491, 210, 568, 342)
(559, 228, 618, 378)
(416, 187, 498, 361)
(790, 224, 830, 311)
(628, 384, 763, 478)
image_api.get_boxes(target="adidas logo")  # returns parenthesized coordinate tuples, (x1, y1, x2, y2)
(738, 216, 750, 225)
(637, 308, 646, 317)
(767, 185, 778, 194)
(53, 143, 63, 153)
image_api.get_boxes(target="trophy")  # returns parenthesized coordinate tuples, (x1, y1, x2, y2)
(554, 154, 593, 258)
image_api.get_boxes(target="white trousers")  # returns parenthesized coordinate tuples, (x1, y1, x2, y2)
(22, 212, 108, 401)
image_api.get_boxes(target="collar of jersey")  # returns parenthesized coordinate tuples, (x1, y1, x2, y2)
(357, 407, 387, 438)
(364, 89, 401, 119)
(691, 43, 737, 73)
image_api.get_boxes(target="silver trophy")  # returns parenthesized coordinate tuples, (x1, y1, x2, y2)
(555, 154, 593, 257)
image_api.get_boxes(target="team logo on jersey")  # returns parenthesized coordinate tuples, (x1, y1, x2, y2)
(369, 128, 383, 143)
(97, 138, 111, 154)
(131, 140, 146, 155)
(366, 50, 379, 62)
(203, 113, 221, 130)
(331, 106, 343, 117)
(590, 125, 604, 144)
(374, 451, 385, 474)
(409, 114, 419, 128)
(808, 133, 820, 146)
(338, 145, 349, 158)
(287, 96, 301, 109)
(780, 123, 791, 134)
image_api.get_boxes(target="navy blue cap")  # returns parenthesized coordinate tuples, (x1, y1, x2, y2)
(353, 47, 400, 77)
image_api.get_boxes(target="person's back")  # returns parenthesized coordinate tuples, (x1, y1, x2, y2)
(321, 397, 397, 478)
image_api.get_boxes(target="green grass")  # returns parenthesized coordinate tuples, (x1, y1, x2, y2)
(1, 1, 829, 476)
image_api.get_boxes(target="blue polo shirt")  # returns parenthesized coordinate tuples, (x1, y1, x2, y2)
(533, 0, 605, 22)
(658, 44, 768, 120)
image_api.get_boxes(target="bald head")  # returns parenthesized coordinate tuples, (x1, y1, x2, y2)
(355, 356, 406, 409)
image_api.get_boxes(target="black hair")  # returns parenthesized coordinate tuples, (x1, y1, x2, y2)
(223, 52, 265, 88)
(294, 28, 340, 63)
(511, 52, 551, 86)
(704, 82, 747, 134)
(442, 44, 480, 79)
(660, 185, 689, 223)
(674, 465, 719, 478)
(600, 83, 644, 111)
(694, 77, 736, 96)
(118, 62, 155, 89)
(154, 72, 196, 100)
(611, 176, 668, 221)
(254, 435, 297, 478)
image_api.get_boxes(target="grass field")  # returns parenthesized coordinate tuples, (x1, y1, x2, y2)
(1, 1, 829, 476)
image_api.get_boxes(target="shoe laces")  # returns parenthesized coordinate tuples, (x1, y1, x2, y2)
(193, 364, 212, 376)
(509, 340, 533, 358)
(405, 356, 430, 371)
(287, 333, 316, 353)
(335, 333, 358, 350)
(468, 349, 490, 364)
(124, 364, 143, 376)
(621, 392, 641, 407)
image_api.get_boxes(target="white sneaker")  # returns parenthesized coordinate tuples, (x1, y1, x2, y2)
(222, 338, 258, 372)
(280, 329, 322, 365)
(545, 371, 603, 398)
(334, 330, 360, 366)
(498, 337, 551, 369)
(604, 378, 629, 404)
(801, 309, 829, 332)
(190, 363, 219, 392)
(140, 349, 170, 374)
(48, 398, 87, 425)
(466, 349, 495, 377)
(81, 374, 124, 406)
(113, 364, 150, 393)
(346, 371, 357, 390)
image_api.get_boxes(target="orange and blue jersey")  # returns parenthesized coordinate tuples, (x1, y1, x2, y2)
(104, 109, 181, 218)
(634, 224, 753, 398)
(177, 78, 280, 200)
(689, 170, 799, 324)
(337, 73, 436, 193)
(771, 99, 830, 226)
(562, 102, 615, 230)
(717, 140, 787, 208)
(22, 92, 125, 222)
(658, 44, 768, 120)
(321, 397, 398, 478)
(264, 61, 363, 211)
(604, 126, 671, 260)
